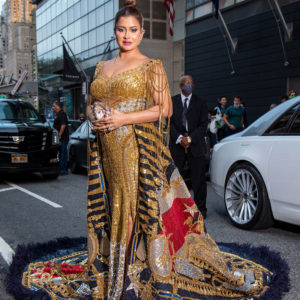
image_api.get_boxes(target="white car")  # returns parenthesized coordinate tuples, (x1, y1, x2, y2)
(210, 97, 300, 229)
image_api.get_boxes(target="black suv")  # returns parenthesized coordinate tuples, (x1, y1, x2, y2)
(0, 99, 60, 179)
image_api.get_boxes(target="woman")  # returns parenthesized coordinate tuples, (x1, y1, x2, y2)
(212, 96, 227, 142)
(15, 1, 280, 300)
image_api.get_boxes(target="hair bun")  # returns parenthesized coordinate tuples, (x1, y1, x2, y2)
(124, 0, 138, 8)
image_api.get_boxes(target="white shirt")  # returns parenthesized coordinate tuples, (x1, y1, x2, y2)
(176, 93, 192, 144)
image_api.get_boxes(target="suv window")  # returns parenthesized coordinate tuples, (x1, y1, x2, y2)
(266, 104, 300, 135)
(0, 101, 40, 121)
(289, 111, 300, 134)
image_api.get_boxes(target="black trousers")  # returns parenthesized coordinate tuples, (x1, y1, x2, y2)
(171, 148, 207, 214)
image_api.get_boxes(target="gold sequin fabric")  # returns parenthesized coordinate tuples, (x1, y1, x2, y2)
(21, 59, 272, 300)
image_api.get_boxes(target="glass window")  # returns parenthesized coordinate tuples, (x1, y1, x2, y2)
(74, 1, 81, 20)
(74, 36, 82, 54)
(104, 1, 114, 22)
(36, 16, 42, 29)
(95, 6, 105, 26)
(67, 24, 75, 40)
(57, 14, 62, 31)
(289, 111, 300, 134)
(267, 105, 300, 135)
(89, 47, 97, 57)
(137, 0, 150, 18)
(80, 0, 88, 16)
(74, 19, 81, 37)
(104, 21, 114, 42)
(152, 22, 166, 40)
(152, 2, 166, 20)
(186, 9, 194, 22)
(89, 29, 97, 48)
(96, 26, 104, 45)
(52, 18, 57, 34)
(195, 0, 209, 4)
(88, 0, 96, 11)
(143, 20, 150, 39)
(81, 15, 88, 34)
(194, 3, 212, 19)
(62, 11, 68, 28)
(81, 33, 89, 51)
(68, 6, 74, 24)
(88, 10, 96, 30)
(96, 44, 105, 55)
(187, 0, 195, 10)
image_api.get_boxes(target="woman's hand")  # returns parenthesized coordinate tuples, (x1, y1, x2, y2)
(92, 109, 126, 133)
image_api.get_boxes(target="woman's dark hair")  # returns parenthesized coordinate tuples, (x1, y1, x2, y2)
(115, 0, 143, 29)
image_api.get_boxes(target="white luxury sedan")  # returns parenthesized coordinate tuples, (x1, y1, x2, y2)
(210, 97, 300, 229)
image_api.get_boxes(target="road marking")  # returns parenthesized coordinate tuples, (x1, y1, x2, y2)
(0, 236, 15, 265)
(5, 181, 62, 208)
(0, 187, 16, 193)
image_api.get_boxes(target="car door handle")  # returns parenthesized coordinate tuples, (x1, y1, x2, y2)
(241, 143, 250, 146)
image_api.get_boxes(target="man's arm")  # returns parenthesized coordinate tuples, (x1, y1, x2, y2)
(190, 100, 208, 143)
(59, 112, 68, 138)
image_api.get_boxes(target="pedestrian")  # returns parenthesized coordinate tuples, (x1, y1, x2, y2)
(213, 96, 227, 141)
(281, 95, 288, 103)
(169, 75, 208, 218)
(240, 101, 248, 128)
(52, 101, 69, 175)
(288, 90, 297, 99)
(223, 96, 245, 136)
(79, 113, 85, 123)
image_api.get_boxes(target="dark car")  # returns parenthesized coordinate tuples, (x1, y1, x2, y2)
(68, 120, 94, 173)
(0, 99, 60, 179)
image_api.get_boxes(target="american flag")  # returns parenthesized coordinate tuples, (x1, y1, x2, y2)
(164, 0, 175, 36)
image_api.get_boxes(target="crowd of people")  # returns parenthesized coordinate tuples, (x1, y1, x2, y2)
(207, 89, 298, 148)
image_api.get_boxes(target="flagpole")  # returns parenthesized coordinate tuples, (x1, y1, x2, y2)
(60, 32, 89, 101)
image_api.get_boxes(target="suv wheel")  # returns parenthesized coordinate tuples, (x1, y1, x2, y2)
(224, 163, 273, 229)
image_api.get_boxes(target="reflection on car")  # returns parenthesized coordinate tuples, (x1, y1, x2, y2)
(210, 97, 300, 229)
(68, 121, 94, 173)
(0, 99, 60, 179)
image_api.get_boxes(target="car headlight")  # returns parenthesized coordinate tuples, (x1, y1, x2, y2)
(52, 129, 59, 145)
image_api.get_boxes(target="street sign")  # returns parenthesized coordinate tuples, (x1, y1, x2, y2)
(11, 70, 28, 95)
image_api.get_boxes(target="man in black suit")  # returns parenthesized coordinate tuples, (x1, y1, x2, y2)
(170, 75, 208, 218)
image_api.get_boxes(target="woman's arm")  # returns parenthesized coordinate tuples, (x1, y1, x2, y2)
(93, 102, 172, 132)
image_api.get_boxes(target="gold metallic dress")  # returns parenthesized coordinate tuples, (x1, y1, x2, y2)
(21, 59, 272, 300)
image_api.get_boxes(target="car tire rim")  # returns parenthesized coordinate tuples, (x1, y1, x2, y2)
(225, 169, 258, 225)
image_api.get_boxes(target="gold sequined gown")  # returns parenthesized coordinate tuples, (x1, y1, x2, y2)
(20, 59, 273, 300)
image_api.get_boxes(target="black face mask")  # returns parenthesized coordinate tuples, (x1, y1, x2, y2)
(181, 84, 193, 95)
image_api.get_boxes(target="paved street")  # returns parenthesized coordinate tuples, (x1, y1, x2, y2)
(0, 172, 299, 300)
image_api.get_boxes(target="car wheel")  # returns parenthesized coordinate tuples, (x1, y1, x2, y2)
(69, 147, 80, 174)
(224, 163, 274, 229)
(42, 172, 59, 180)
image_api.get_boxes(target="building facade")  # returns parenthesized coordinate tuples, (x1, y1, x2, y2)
(1, 0, 37, 82)
(33, 0, 180, 118)
(185, 0, 300, 122)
